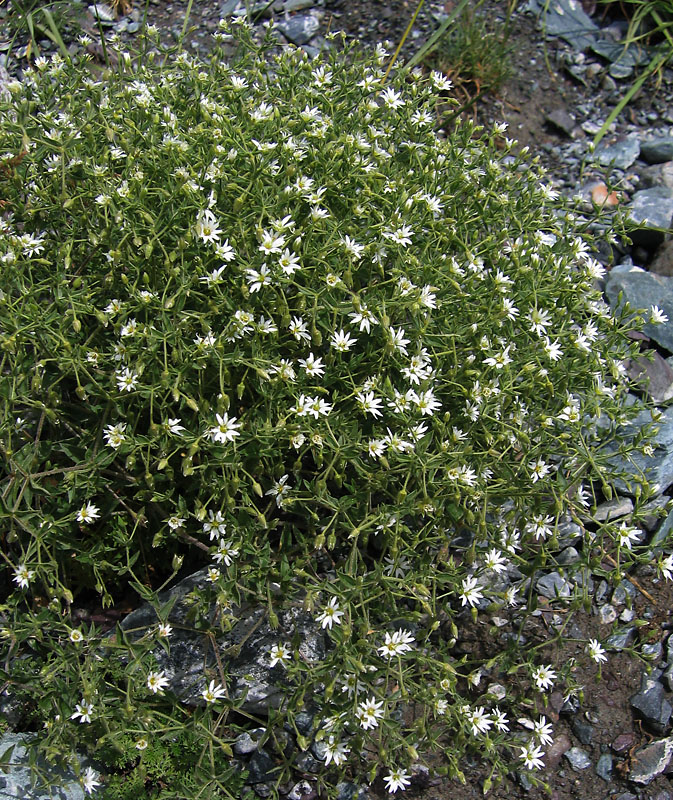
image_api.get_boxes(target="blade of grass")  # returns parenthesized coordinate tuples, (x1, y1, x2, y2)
(383, 0, 425, 82)
(592, 47, 668, 149)
(406, 0, 472, 68)
(40, 8, 70, 61)
(178, 0, 195, 51)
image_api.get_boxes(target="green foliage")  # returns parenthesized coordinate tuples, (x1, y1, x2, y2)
(0, 18, 663, 797)
(3, 0, 84, 59)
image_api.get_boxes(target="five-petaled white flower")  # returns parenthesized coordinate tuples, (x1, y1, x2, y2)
(520, 741, 545, 770)
(69, 629, 84, 644)
(298, 353, 325, 377)
(269, 642, 291, 668)
(116, 368, 139, 392)
(71, 700, 94, 723)
(202, 679, 226, 704)
(158, 623, 173, 638)
(357, 391, 384, 418)
(378, 629, 415, 659)
(147, 670, 170, 695)
(77, 503, 100, 524)
(529, 458, 551, 483)
(356, 696, 385, 730)
(208, 413, 241, 444)
(81, 767, 101, 795)
(651, 305, 669, 325)
(104, 422, 127, 448)
(316, 597, 345, 629)
(212, 539, 240, 566)
(617, 522, 641, 550)
(265, 475, 291, 508)
(459, 576, 484, 608)
(587, 639, 607, 664)
(331, 329, 357, 352)
(13, 564, 35, 589)
(531, 664, 557, 691)
(384, 768, 411, 794)
(323, 735, 351, 767)
(533, 716, 554, 746)
(660, 553, 673, 581)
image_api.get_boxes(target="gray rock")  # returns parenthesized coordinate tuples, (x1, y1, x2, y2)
(527, 0, 598, 50)
(593, 496, 634, 522)
(288, 781, 314, 800)
(591, 38, 650, 78)
(564, 746, 592, 770)
(219, 0, 242, 13)
(546, 108, 578, 137)
(663, 663, 673, 692)
(234, 729, 265, 755)
(643, 642, 664, 662)
(630, 679, 673, 732)
(642, 138, 673, 165)
(625, 351, 673, 404)
(276, 12, 321, 45)
(284, 0, 315, 9)
(612, 580, 637, 605)
(571, 716, 594, 745)
(536, 572, 573, 599)
(606, 626, 637, 650)
(336, 782, 368, 800)
(651, 240, 673, 278)
(627, 187, 673, 247)
(596, 752, 613, 780)
(593, 135, 640, 169)
(629, 737, 673, 784)
(295, 752, 321, 773)
(246, 749, 277, 783)
(0, 732, 96, 799)
(638, 161, 673, 190)
(599, 604, 618, 624)
(557, 546, 580, 565)
(88, 3, 115, 23)
(119, 568, 326, 714)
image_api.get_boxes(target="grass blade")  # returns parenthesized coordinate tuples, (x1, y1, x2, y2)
(406, 0, 472, 68)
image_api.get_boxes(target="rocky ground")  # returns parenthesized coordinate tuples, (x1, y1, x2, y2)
(3, 1, 673, 799)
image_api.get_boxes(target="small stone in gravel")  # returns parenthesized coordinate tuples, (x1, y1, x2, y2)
(628, 737, 673, 784)
(606, 626, 637, 651)
(630, 680, 672, 733)
(295, 752, 321, 773)
(598, 604, 617, 624)
(546, 108, 577, 137)
(288, 781, 314, 800)
(643, 642, 664, 662)
(651, 240, 673, 277)
(571, 716, 594, 745)
(612, 579, 637, 605)
(641, 137, 673, 165)
(276, 12, 320, 45)
(564, 746, 592, 770)
(596, 752, 613, 780)
(234, 729, 264, 755)
(638, 161, 673, 190)
(613, 732, 637, 752)
(536, 572, 572, 599)
(628, 187, 673, 247)
(546, 733, 572, 768)
(593, 496, 634, 522)
(557, 547, 580, 565)
(336, 782, 368, 800)
(246, 749, 276, 783)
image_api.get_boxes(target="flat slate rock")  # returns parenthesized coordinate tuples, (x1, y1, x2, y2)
(629, 738, 673, 784)
(526, 0, 598, 51)
(593, 135, 640, 170)
(627, 187, 673, 247)
(0, 732, 94, 799)
(605, 265, 673, 353)
(625, 351, 673, 404)
(641, 137, 673, 165)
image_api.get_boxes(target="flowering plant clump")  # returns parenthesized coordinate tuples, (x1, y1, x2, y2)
(0, 19, 662, 798)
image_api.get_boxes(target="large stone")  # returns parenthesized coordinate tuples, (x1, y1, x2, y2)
(650, 240, 673, 278)
(0, 732, 96, 799)
(276, 12, 321, 45)
(630, 679, 672, 733)
(605, 265, 673, 353)
(641, 137, 673, 165)
(118, 568, 326, 713)
(627, 187, 673, 247)
(629, 738, 673, 784)
(590, 39, 650, 79)
(625, 351, 673, 404)
(526, 0, 598, 51)
(593, 135, 641, 170)
(638, 161, 673, 191)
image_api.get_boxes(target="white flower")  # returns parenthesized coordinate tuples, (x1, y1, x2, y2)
(340, 235, 364, 260)
(104, 422, 127, 448)
(71, 700, 94, 723)
(330, 329, 357, 352)
(367, 439, 387, 459)
(135, 738, 149, 750)
(587, 639, 607, 664)
(520, 741, 545, 770)
(77, 503, 100, 524)
(531, 664, 556, 691)
(378, 629, 415, 659)
(484, 346, 513, 369)
(298, 353, 325, 377)
(202, 679, 226, 704)
(269, 643, 291, 668)
(651, 305, 669, 325)
(660, 553, 673, 580)
(348, 306, 378, 333)
(13, 564, 35, 589)
(316, 597, 344, 630)
(147, 670, 170, 695)
(383, 225, 413, 247)
(389, 327, 410, 355)
(265, 475, 291, 508)
(195, 209, 222, 244)
(384, 768, 411, 793)
(208, 413, 241, 444)
(431, 70, 453, 91)
(465, 706, 492, 736)
(245, 265, 272, 292)
(69, 629, 84, 644)
(258, 230, 286, 255)
(483, 548, 507, 574)
(533, 716, 554, 746)
(158, 623, 173, 637)
(116, 368, 139, 392)
(411, 389, 441, 416)
(212, 539, 239, 566)
(289, 316, 311, 342)
(492, 707, 509, 731)
(459, 576, 484, 607)
(81, 767, 101, 795)
(278, 248, 301, 275)
(380, 87, 404, 109)
(529, 458, 551, 483)
(528, 307, 552, 337)
(357, 391, 384, 418)
(323, 735, 351, 767)
(356, 696, 385, 730)
(617, 522, 641, 550)
(164, 418, 185, 435)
